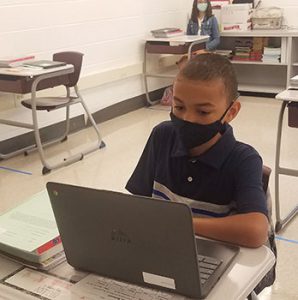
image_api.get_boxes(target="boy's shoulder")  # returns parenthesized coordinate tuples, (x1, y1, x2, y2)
(150, 121, 177, 148)
(232, 139, 261, 162)
(152, 120, 175, 136)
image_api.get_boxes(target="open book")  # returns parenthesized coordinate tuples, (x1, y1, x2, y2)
(0, 191, 63, 265)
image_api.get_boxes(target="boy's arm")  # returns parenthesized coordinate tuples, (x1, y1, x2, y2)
(193, 212, 268, 248)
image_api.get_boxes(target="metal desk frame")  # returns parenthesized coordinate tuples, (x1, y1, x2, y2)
(143, 35, 209, 105)
(0, 65, 103, 174)
(275, 90, 298, 232)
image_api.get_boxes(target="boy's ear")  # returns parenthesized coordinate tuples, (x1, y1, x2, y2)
(225, 100, 241, 123)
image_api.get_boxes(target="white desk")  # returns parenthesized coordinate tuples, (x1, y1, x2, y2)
(0, 65, 74, 172)
(143, 35, 209, 105)
(0, 245, 275, 300)
(274, 89, 298, 232)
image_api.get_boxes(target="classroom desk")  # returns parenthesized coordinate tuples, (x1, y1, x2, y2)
(143, 35, 209, 105)
(0, 245, 275, 300)
(274, 89, 298, 232)
(0, 65, 74, 167)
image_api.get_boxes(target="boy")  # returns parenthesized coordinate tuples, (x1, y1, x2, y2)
(126, 53, 269, 248)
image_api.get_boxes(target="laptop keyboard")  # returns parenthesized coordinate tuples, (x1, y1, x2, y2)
(197, 255, 222, 285)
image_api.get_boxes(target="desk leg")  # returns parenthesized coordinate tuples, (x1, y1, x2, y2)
(29, 74, 104, 175)
(143, 44, 159, 106)
(275, 101, 298, 232)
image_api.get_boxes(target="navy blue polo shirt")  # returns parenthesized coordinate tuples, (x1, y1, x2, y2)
(126, 121, 268, 218)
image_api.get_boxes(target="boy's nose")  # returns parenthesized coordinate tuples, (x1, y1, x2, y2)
(182, 112, 197, 123)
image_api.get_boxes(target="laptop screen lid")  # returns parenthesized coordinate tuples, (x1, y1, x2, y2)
(46, 182, 238, 299)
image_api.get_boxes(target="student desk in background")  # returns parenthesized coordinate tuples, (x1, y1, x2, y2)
(275, 89, 298, 232)
(0, 64, 74, 162)
(144, 35, 209, 105)
(0, 245, 275, 300)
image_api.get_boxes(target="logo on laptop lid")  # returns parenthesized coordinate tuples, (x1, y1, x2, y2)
(111, 229, 131, 244)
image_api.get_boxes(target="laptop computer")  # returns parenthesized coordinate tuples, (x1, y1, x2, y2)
(46, 182, 239, 299)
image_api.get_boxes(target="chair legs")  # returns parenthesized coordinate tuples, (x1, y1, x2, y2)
(247, 291, 260, 300)
(31, 86, 105, 175)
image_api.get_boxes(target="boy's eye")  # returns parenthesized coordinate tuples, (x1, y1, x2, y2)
(197, 110, 210, 116)
(174, 105, 184, 111)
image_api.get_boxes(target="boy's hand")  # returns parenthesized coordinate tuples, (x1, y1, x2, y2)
(193, 212, 268, 248)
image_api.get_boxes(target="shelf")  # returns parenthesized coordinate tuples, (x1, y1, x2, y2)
(293, 63, 298, 66)
(231, 61, 287, 66)
(221, 30, 298, 38)
(238, 84, 285, 94)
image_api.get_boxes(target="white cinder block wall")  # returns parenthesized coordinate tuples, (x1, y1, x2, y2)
(0, 0, 193, 139)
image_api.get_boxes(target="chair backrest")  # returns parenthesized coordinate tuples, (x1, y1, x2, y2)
(262, 165, 271, 193)
(53, 51, 83, 87)
(288, 102, 298, 128)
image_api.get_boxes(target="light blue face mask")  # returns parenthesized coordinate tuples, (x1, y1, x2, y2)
(197, 3, 208, 12)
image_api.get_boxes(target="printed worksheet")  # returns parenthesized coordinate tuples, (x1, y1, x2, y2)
(0, 284, 37, 300)
(48, 261, 88, 283)
(0, 256, 22, 280)
(67, 274, 186, 300)
(5, 268, 73, 300)
(0, 190, 59, 252)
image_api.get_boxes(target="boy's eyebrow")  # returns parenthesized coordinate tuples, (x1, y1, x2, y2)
(173, 96, 215, 107)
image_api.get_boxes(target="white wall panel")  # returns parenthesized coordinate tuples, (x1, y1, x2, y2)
(0, 0, 193, 140)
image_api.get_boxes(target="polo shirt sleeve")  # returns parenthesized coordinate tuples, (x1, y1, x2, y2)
(125, 128, 157, 197)
(233, 154, 268, 217)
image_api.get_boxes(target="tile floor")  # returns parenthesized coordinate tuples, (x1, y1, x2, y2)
(0, 96, 297, 299)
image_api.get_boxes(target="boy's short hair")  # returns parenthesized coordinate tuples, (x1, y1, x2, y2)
(178, 53, 238, 103)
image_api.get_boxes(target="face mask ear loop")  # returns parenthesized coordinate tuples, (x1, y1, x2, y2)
(219, 93, 240, 122)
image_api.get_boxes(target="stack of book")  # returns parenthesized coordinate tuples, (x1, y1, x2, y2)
(0, 55, 35, 68)
(23, 60, 67, 69)
(215, 49, 233, 59)
(232, 38, 253, 61)
(250, 37, 265, 62)
(0, 191, 65, 270)
(262, 47, 281, 63)
(150, 28, 183, 38)
(233, 47, 251, 61)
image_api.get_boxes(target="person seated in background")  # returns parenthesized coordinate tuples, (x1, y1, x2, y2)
(187, 0, 220, 50)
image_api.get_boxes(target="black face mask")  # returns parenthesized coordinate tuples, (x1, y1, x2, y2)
(170, 102, 234, 150)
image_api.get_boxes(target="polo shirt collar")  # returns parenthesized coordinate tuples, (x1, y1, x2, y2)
(171, 124, 236, 169)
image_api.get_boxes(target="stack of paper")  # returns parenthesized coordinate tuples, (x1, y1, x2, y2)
(150, 28, 184, 38)
(0, 55, 35, 68)
(0, 191, 65, 270)
(262, 47, 281, 63)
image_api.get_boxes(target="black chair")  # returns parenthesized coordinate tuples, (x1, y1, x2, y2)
(21, 51, 105, 174)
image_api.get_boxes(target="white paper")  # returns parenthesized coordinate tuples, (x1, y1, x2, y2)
(0, 256, 22, 280)
(5, 268, 73, 300)
(48, 261, 88, 283)
(0, 190, 59, 252)
(0, 284, 37, 300)
(0, 227, 7, 235)
(68, 274, 185, 300)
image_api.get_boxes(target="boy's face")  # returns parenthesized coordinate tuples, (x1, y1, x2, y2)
(172, 76, 240, 125)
